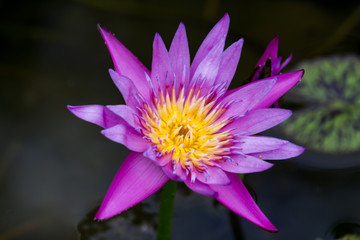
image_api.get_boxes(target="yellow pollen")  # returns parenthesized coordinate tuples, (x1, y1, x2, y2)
(141, 86, 233, 172)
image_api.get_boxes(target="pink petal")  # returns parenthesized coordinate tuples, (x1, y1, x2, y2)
(218, 154, 273, 173)
(235, 136, 289, 154)
(161, 162, 186, 181)
(143, 147, 170, 166)
(191, 35, 225, 93)
(101, 124, 148, 152)
(211, 173, 278, 231)
(98, 25, 151, 100)
(106, 105, 139, 128)
(169, 23, 190, 89)
(279, 53, 293, 71)
(151, 33, 174, 92)
(214, 38, 244, 90)
(224, 108, 292, 135)
(249, 142, 305, 160)
(252, 70, 304, 110)
(190, 13, 229, 78)
(195, 166, 231, 185)
(184, 178, 217, 197)
(95, 152, 169, 219)
(67, 105, 125, 128)
(255, 36, 279, 68)
(218, 79, 276, 121)
(109, 69, 143, 109)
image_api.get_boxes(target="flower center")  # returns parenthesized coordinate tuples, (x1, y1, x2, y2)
(140, 86, 233, 171)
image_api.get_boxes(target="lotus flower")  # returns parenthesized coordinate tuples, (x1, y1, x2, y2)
(68, 13, 304, 231)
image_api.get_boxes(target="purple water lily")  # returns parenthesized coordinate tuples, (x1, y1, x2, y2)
(68, 13, 304, 231)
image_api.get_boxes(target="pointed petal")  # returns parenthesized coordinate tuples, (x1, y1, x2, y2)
(98, 25, 150, 99)
(218, 154, 273, 173)
(218, 79, 276, 121)
(236, 136, 289, 154)
(224, 108, 292, 135)
(191, 35, 225, 92)
(169, 23, 190, 88)
(256, 36, 279, 68)
(252, 70, 304, 110)
(249, 142, 305, 160)
(109, 69, 143, 109)
(67, 105, 125, 128)
(214, 38, 244, 90)
(212, 173, 278, 231)
(184, 178, 217, 197)
(196, 166, 231, 185)
(106, 105, 139, 128)
(191, 13, 230, 77)
(279, 53, 292, 71)
(101, 124, 148, 152)
(95, 152, 169, 219)
(151, 33, 174, 92)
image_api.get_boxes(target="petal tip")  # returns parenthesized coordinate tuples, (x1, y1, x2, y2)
(223, 12, 230, 21)
(97, 24, 112, 37)
(94, 207, 119, 221)
(97, 24, 104, 32)
(264, 224, 278, 232)
(271, 35, 279, 44)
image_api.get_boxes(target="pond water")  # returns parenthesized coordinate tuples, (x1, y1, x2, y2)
(1, 0, 360, 239)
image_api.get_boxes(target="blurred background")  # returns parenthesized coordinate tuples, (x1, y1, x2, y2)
(1, 0, 360, 239)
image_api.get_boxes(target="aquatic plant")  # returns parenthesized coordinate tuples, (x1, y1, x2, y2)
(283, 55, 360, 153)
(68, 14, 304, 231)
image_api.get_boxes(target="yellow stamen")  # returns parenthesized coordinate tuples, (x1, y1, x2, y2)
(141, 86, 233, 172)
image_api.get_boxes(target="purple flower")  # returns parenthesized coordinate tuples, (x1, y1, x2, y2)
(68, 14, 304, 231)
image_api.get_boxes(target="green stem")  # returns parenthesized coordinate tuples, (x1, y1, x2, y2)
(157, 180, 177, 240)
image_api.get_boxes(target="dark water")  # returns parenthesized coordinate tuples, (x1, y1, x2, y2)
(1, 0, 360, 239)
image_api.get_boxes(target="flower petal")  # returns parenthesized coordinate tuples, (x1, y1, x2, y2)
(169, 22, 190, 89)
(184, 178, 217, 197)
(279, 53, 292, 71)
(211, 173, 278, 231)
(101, 124, 148, 152)
(249, 142, 305, 160)
(252, 70, 304, 110)
(106, 105, 139, 128)
(255, 36, 279, 69)
(190, 13, 229, 77)
(224, 108, 292, 135)
(196, 166, 231, 185)
(218, 79, 276, 121)
(67, 105, 125, 128)
(109, 69, 143, 109)
(191, 35, 225, 92)
(218, 154, 273, 173)
(214, 38, 244, 90)
(235, 136, 289, 154)
(98, 25, 150, 99)
(161, 162, 186, 181)
(95, 152, 169, 220)
(143, 147, 170, 166)
(151, 33, 174, 92)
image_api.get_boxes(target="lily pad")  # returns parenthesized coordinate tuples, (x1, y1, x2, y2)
(283, 54, 360, 153)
